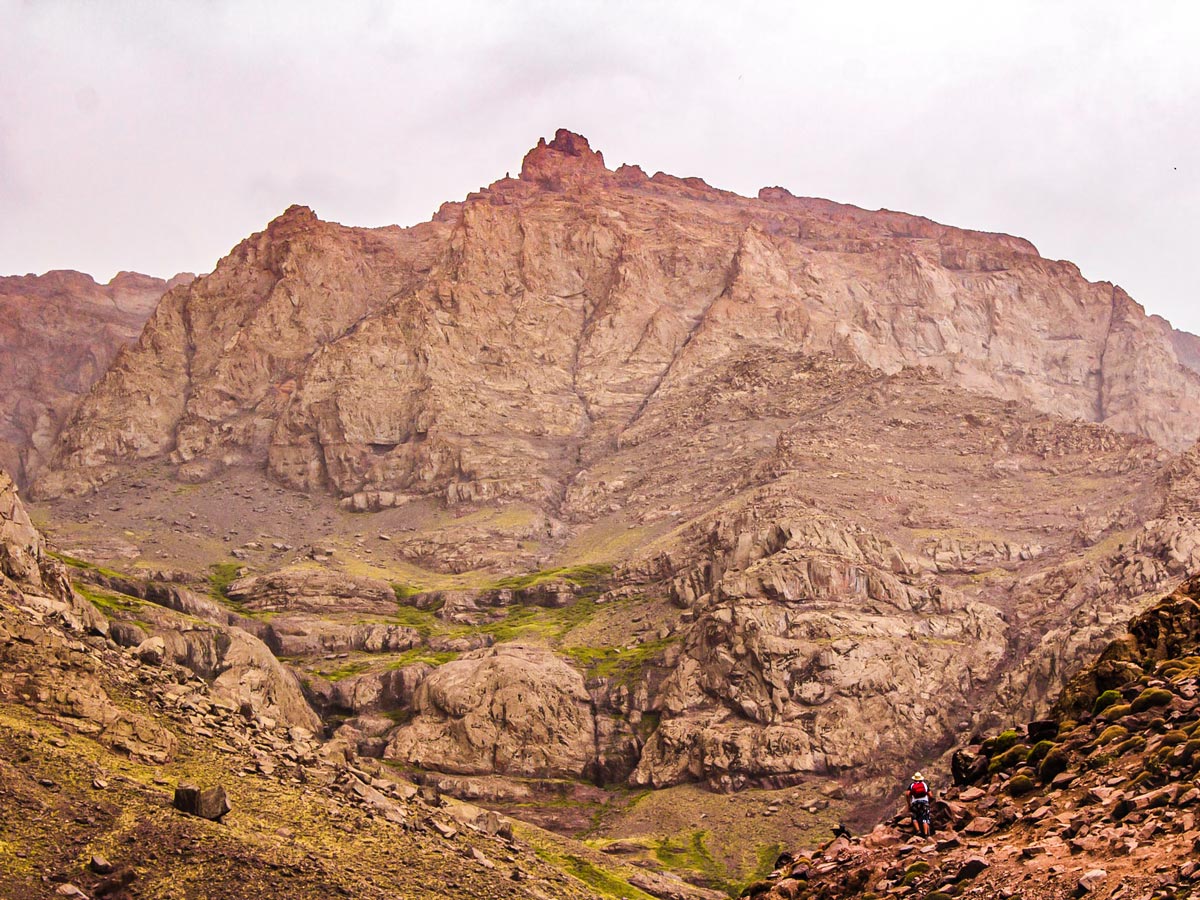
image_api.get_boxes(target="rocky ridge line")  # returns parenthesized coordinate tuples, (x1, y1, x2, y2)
(32, 130, 1200, 504)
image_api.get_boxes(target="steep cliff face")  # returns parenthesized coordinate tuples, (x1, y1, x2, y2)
(34, 130, 1200, 502)
(0, 270, 189, 488)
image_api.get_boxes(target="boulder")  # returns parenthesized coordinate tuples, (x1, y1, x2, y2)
(173, 784, 231, 821)
(385, 645, 601, 778)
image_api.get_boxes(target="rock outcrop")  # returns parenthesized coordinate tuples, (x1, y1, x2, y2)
(631, 509, 1008, 791)
(33, 131, 1200, 503)
(385, 645, 601, 779)
(0, 270, 189, 488)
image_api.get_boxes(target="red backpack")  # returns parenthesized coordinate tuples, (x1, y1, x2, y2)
(910, 780, 928, 798)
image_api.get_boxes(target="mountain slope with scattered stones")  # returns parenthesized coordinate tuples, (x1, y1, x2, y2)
(2, 467, 737, 900)
(11, 130, 1200, 894)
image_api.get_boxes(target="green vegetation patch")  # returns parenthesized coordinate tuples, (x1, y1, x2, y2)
(391, 582, 421, 603)
(1027, 740, 1056, 766)
(47, 550, 125, 580)
(386, 649, 459, 669)
(207, 562, 243, 600)
(387, 604, 441, 636)
(1038, 747, 1070, 783)
(653, 830, 727, 887)
(987, 744, 1030, 774)
(1096, 725, 1129, 746)
(1092, 690, 1122, 715)
(1006, 774, 1035, 796)
(534, 851, 654, 900)
(1159, 729, 1189, 747)
(1108, 734, 1147, 758)
(1102, 703, 1132, 720)
(982, 729, 1021, 756)
(74, 582, 146, 617)
(1130, 688, 1173, 714)
(901, 861, 931, 886)
(311, 659, 371, 681)
(491, 563, 613, 593)
(205, 561, 276, 620)
(479, 597, 605, 644)
(564, 637, 678, 686)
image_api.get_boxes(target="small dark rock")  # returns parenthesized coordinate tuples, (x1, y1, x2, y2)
(172, 784, 231, 821)
(955, 857, 990, 882)
(90, 853, 114, 874)
(94, 866, 136, 900)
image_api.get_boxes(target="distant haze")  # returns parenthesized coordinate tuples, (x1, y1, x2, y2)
(2, 1, 1198, 333)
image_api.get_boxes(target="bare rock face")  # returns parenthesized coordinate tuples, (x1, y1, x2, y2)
(385, 645, 600, 779)
(631, 507, 1008, 789)
(226, 568, 397, 616)
(33, 131, 1200, 503)
(0, 468, 102, 633)
(0, 270, 189, 488)
(89, 576, 321, 732)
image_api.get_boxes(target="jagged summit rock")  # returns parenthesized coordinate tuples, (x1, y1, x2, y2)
(519, 128, 609, 185)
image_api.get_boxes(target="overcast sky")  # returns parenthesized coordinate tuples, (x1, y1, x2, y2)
(2, 1, 1197, 332)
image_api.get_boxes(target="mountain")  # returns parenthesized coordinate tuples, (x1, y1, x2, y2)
(33, 130, 1200, 503)
(13, 130, 1200, 892)
(0, 270, 191, 488)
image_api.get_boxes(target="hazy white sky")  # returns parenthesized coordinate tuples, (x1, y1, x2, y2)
(2, 1, 1197, 331)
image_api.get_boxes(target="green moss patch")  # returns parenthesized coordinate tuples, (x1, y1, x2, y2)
(1130, 688, 1173, 713)
(982, 729, 1021, 756)
(207, 561, 243, 599)
(533, 851, 654, 900)
(492, 564, 613, 593)
(47, 550, 127, 580)
(1096, 724, 1129, 746)
(564, 637, 678, 686)
(74, 582, 146, 617)
(1006, 774, 1035, 796)
(387, 649, 459, 669)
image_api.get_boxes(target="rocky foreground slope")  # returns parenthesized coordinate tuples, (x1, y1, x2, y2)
(33, 355, 1200, 893)
(2, 468, 736, 900)
(0, 270, 190, 489)
(748, 577, 1200, 900)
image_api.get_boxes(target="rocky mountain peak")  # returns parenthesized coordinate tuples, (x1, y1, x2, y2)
(519, 127, 609, 186)
(27, 132, 1200, 509)
(265, 203, 321, 234)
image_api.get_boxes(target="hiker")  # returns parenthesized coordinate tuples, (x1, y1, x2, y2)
(907, 771, 932, 837)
